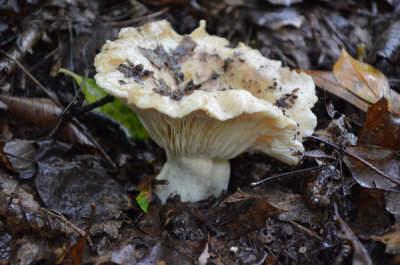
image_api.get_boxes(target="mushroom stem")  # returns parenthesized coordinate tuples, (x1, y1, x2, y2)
(155, 151, 230, 203)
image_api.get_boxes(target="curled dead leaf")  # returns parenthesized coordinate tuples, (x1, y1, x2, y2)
(0, 95, 94, 146)
(334, 49, 400, 116)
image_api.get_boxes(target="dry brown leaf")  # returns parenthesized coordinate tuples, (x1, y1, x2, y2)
(343, 145, 400, 192)
(341, 98, 400, 191)
(357, 98, 400, 150)
(0, 95, 94, 146)
(334, 48, 400, 116)
(302, 70, 370, 112)
(349, 189, 391, 240)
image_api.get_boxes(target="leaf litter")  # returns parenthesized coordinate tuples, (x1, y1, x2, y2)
(1, 0, 400, 264)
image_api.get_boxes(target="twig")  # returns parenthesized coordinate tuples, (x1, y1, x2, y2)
(45, 73, 89, 140)
(68, 21, 78, 93)
(71, 117, 116, 169)
(71, 95, 114, 116)
(286, 219, 323, 242)
(45, 209, 93, 248)
(0, 57, 116, 168)
(320, 15, 354, 55)
(305, 135, 400, 186)
(110, 7, 169, 27)
(58, 73, 116, 169)
(4, 151, 36, 164)
(0, 21, 44, 77)
(0, 49, 61, 106)
(250, 162, 336, 187)
(29, 48, 58, 72)
(264, 244, 282, 265)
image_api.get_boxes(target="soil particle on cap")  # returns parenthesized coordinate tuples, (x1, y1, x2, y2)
(223, 58, 234, 72)
(117, 60, 153, 83)
(275, 88, 300, 109)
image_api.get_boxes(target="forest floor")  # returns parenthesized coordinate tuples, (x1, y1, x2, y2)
(0, 0, 400, 264)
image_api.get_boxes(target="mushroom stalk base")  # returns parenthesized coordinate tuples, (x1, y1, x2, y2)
(155, 153, 230, 203)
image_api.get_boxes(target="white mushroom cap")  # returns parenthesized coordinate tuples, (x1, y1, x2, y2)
(94, 20, 317, 202)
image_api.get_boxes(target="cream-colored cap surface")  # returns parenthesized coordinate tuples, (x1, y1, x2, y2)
(94, 20, 317, 165)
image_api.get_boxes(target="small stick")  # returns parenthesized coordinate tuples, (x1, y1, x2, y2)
(71, 117, 116, 169)
(46, 73, 89, 140)
(71, 95, 114, 116)
(110, 8, 169, 27)
(0, 49, 61, 106)
(45, 209, 93, 247)
(250, 162, 336, 187)
(29, 48, 59, 72)
(286, 219, 323, 242)
(4, 151, 36, 164)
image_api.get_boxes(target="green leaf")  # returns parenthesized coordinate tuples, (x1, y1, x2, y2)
(136, 181, 152, 214)
(59, 68, 150, 139)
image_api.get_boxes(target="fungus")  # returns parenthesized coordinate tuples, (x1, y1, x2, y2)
(94, 20, 317, 203)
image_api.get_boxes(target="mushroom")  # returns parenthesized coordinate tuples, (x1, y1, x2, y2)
(94, 20, 317, 203)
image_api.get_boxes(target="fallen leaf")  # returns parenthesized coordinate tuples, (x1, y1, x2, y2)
(357, 98, 400, 150)
(334, 207, 373, 265)
(349, 188, 391, 239)
(0, 141, 14, 173)
(3, 139, 37, 179)
(206, 190, 282, 239)
(0, 95, 94, 146)
(136, 181, 152, 214)
(342, 145, 400, 192)
(137, 204, 162, 237)
(334, 48, 400, 116)
(0, 172, 73, 236)
(60, 204, 96, 265)
(301, 70, 370, 112)
(341, 98, 400, 191)
(306, 133, 400, 193)
(36, 159, 131, 221)
(354, 98, 400, 232)
(59, 69, 150, 139)
(136, 175, 156, 214)
(267, 189, 314, 223)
